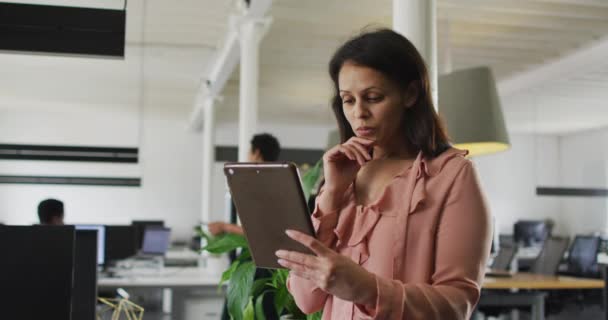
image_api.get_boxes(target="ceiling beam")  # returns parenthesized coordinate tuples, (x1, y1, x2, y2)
(438, 9, 608, 32)
(531, 0, 608, 8)
(499, 34, 608, 96)
(439, 0, 608, 20)
(188, 0, 272, 131)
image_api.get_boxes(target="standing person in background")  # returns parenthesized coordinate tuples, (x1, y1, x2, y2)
(37, 198, 65, 226)
(277, 29, 491, 319)
(207, 133, 281, 237)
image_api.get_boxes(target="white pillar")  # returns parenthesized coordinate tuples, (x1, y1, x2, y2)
(393, 0, 438, 107)
(440, 20, 453, 75)
(237, 19, 264, 162)
(201, 96, 216, 224)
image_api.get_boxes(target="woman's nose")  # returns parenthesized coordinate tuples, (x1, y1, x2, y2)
(353, 101, 369, 118)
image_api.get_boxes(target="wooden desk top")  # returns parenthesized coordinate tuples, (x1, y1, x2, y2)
(483, 272, 604, 290)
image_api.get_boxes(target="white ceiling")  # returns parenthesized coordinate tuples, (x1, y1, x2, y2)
(1, 0, 608, 135)
(220, 0, 608, 134)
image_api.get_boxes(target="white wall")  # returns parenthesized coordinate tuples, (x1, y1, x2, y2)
(557, 127, 608, 235)
(0, 94, 205, 240)
(0, 45, 210, 240)
(473, 134, 562, 235)
(474, 129, 608, 237)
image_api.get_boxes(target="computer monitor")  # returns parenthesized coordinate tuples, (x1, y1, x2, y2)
(514, 220, 550, 247)
(105, 225, 137, 262)
(0, 225, 75, 320)
(73, 229, 98, 320)
(75, 224, 105, 265)
(141, 227, 171, 255)
(132, 220, 164, 250)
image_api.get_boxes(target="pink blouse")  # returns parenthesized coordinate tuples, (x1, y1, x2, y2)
(287, 148, 492, 319)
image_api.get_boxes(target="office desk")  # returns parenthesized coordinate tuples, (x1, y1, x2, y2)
(98, 267, 224, 319)
(98, 267, 221, 288)
(483, 273, 604, 290)
(479, 273, 604, 320)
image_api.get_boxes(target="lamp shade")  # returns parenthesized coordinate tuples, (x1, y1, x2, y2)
(439, 66, 510, 156)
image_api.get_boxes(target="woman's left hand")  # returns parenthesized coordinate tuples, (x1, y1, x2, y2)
(276, 229, 378, 307)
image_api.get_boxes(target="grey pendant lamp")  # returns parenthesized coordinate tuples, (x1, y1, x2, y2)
(439, 66, 510, 157)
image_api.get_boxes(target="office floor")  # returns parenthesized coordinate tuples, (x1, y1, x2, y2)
(136, 300, 605, 320)
(479, 304, 604, 320)
(98, 289, 224, 320)
(106, 290, 604, 320)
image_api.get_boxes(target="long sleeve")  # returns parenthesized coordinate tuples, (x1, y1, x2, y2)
(359, 161, 492, 319)
(287, 194, 340, 314)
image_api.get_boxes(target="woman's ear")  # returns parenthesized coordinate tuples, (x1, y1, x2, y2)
(403, 81, 420, 108)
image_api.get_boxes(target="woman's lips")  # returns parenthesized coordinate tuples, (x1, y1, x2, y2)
(356, 127, 375, 136)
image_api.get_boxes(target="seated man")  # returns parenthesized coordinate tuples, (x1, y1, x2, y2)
(208, 133, 280, 236)
(38, 199, 65, 226)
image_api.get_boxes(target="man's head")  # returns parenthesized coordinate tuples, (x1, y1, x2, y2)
(38, 199, 64, 225)
(248, 133, 281, 162)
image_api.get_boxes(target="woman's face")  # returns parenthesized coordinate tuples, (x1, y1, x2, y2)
(338, 62, 414, 148)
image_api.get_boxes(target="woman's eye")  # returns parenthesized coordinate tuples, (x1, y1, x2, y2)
(367, 95, 383, 102)
(342, 97, 354, 104)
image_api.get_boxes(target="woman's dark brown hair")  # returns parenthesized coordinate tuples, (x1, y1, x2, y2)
(329, 28, 450, 157)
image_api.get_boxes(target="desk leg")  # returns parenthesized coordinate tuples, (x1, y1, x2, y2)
(172, 288, 187, 320)
(531, 294, 545, 320)
(162, 288, 172, 313)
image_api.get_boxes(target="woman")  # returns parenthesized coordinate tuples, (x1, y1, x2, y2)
(275, 29, 491, 319)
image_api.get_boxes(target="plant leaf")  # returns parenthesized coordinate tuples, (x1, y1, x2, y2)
(243, 297, 255, 320)
(237, 247, 252, 262)
(219, 260, 240, 289)
(227, 261, 256, 320)
(273, 280, 290, 316)
(301, 159, 323, 200)
(203, 233, 249, 254)
(254, 292, 268, 320)
(251, 277, 272, 297)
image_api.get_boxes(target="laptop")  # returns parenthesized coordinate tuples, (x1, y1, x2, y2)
(135, 226, 171, 259)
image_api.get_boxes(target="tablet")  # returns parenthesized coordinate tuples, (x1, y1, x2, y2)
(224, 162, 316, 269)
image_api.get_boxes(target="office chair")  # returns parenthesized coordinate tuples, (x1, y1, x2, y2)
(531, 236, 570, 276)
(491, 246, 518, 271)
(553, 236, 603, 314)
(564, 235, 601, 278)
(514, 220, 551, 248)
(498, 234, 515, 248)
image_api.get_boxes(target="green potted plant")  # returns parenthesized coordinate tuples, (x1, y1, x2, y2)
(198, 160, 323, 320)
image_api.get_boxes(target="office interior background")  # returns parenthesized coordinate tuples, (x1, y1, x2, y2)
(1, 0, 608, 319)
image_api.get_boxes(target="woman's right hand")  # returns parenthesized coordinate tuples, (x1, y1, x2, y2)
(320, 137, 374, 211)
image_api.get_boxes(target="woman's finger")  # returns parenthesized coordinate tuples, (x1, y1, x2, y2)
(341, 144, 365, 166)
(285, 268, 316, 282)
(338, 145, 357, 162)
(285, 230, 334, 257)
(276, 250, 319, 269)
(345, 140, 372, 161)
(348, 136, 376, 146)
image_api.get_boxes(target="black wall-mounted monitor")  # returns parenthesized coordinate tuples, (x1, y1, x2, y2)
(0, 2, 126, 58)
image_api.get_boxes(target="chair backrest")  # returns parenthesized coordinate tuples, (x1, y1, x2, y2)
(514, 220, 550, 247)
(567, 235, 600, 277)
(491, 246, 518, 271)
(531, 236, 570, 276)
